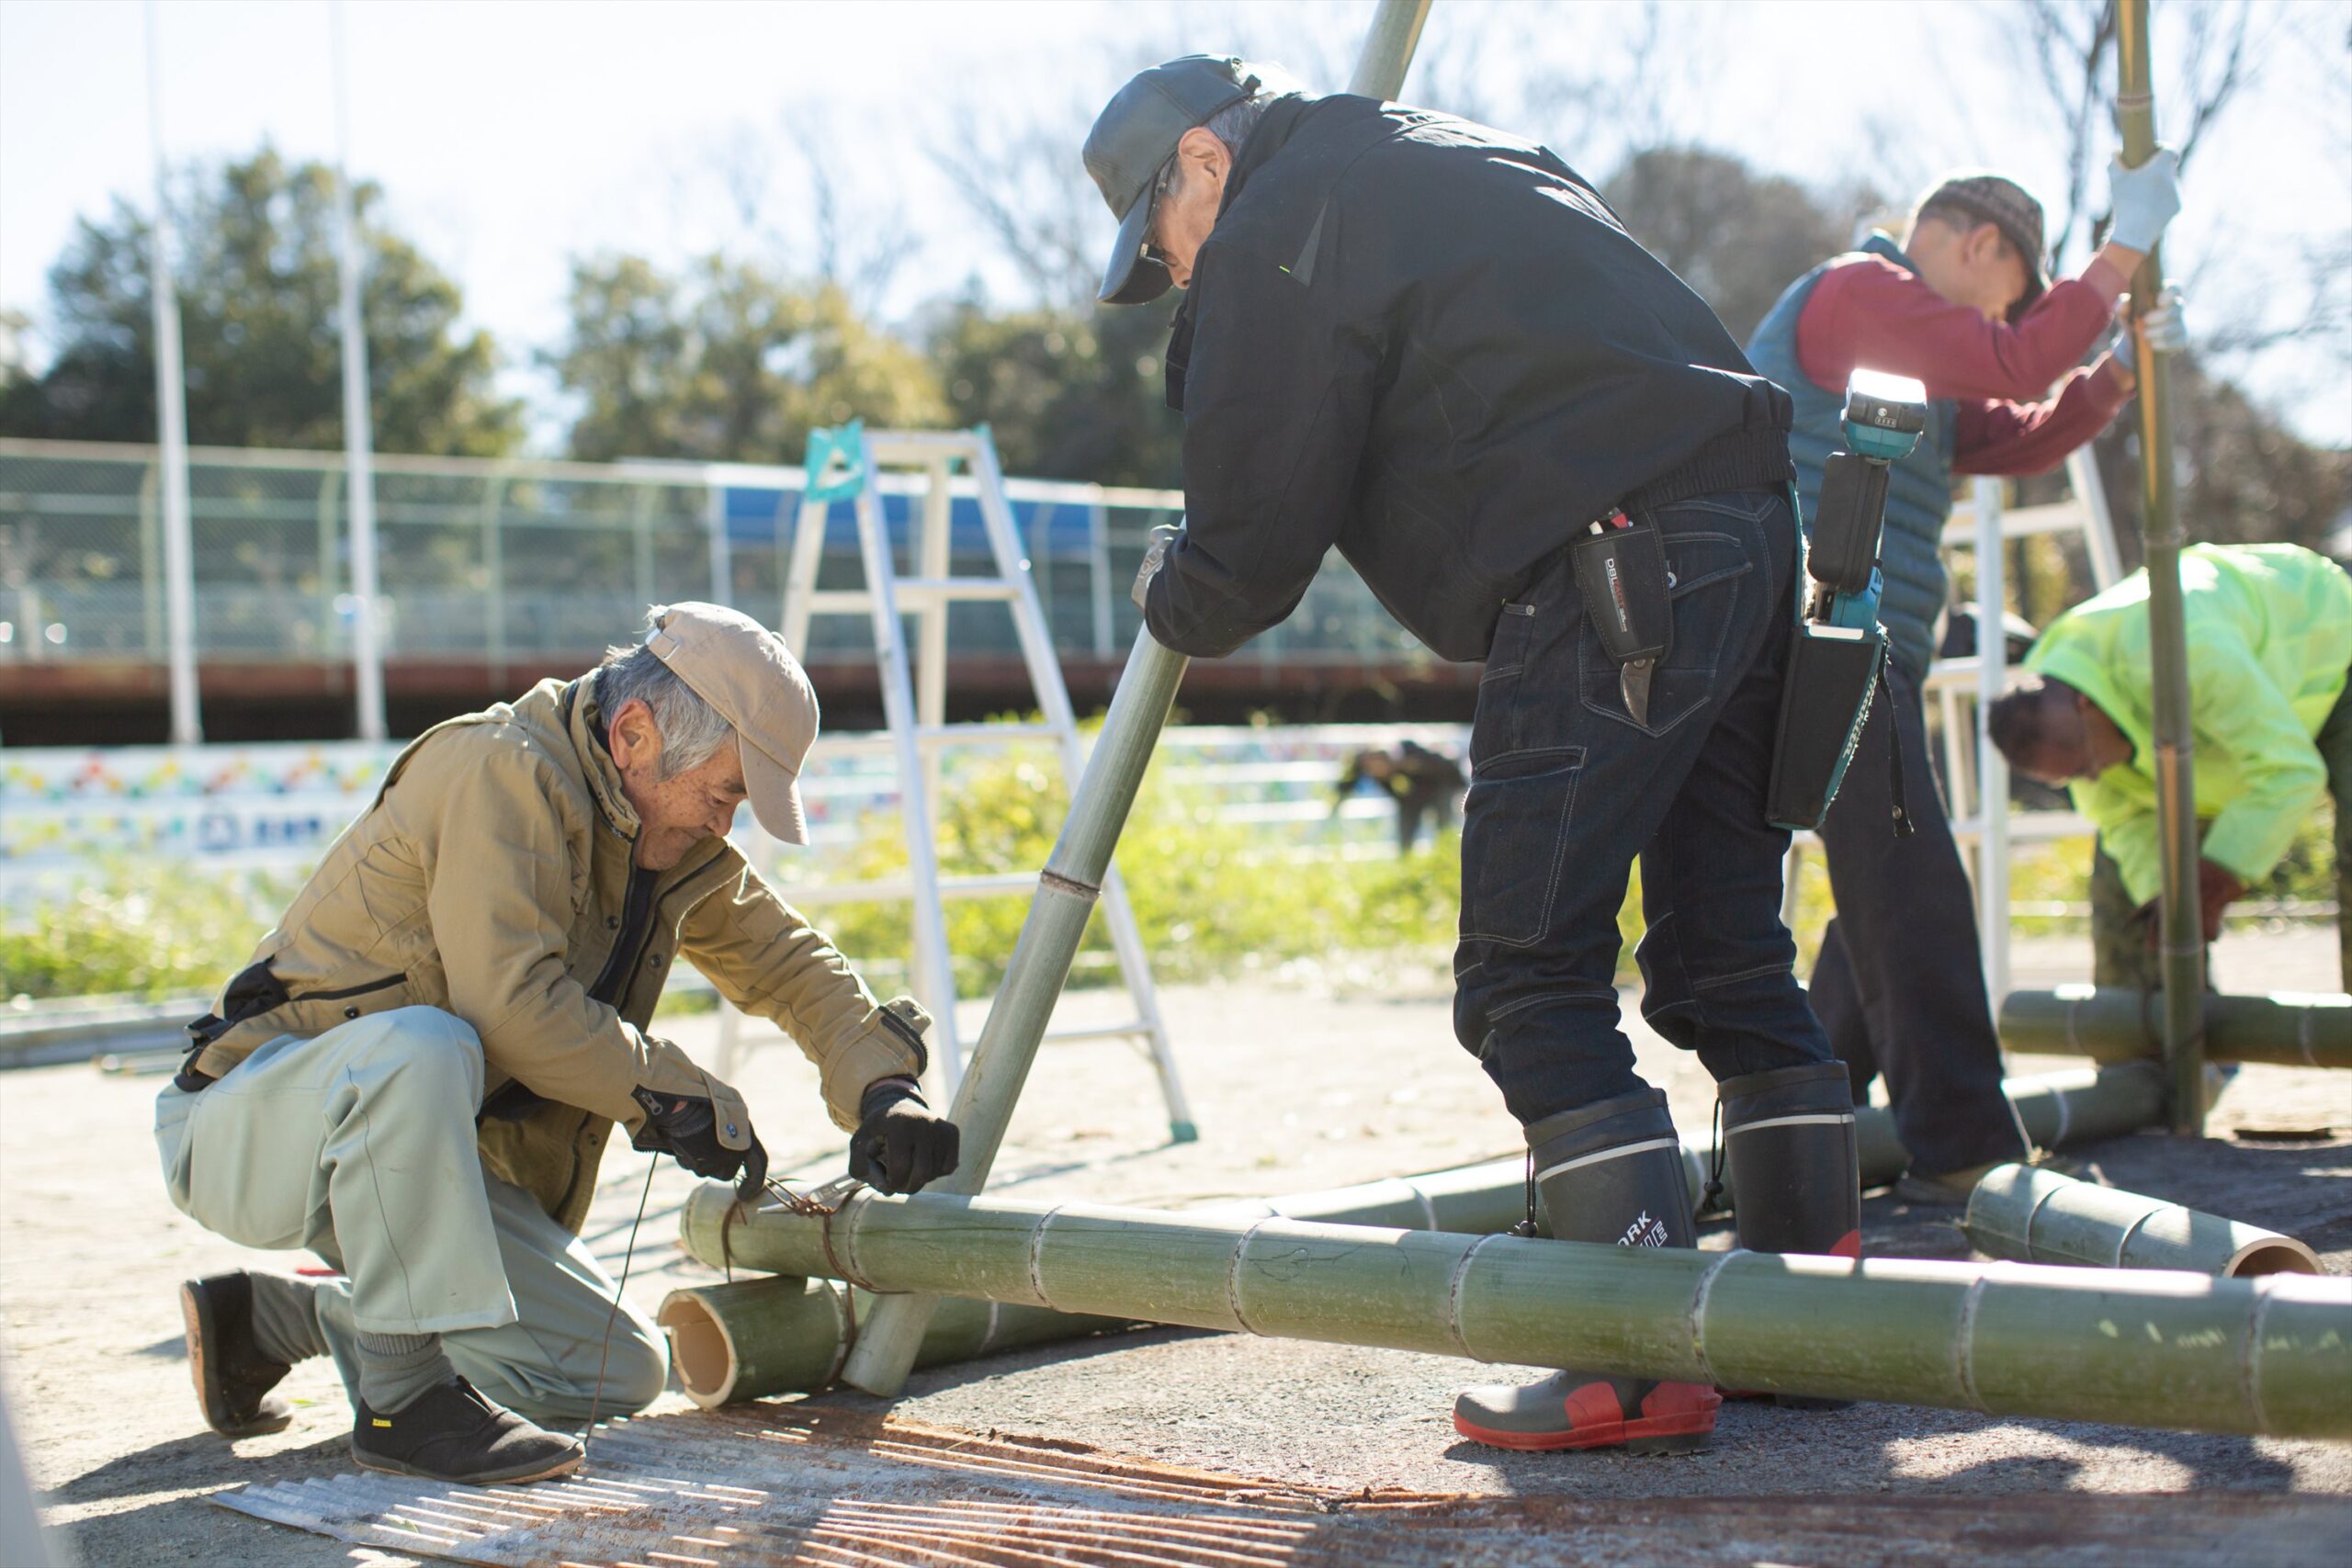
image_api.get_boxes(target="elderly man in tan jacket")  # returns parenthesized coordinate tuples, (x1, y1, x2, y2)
(156, 604, 959, 1485)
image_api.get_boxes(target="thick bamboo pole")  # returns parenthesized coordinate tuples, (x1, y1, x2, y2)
(684, 1189, 2352, 1439)
(2001, 987, 2352, 1069)
(841, 0, 1439, 1399)
(677, 1067, 2171, 1404)
(657, 1276, 1131, 1407)
(2116, 0, 2205, 1134)
(1963, 1165, 2319, 1279)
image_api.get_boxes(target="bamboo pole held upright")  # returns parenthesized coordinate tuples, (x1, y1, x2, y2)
(2116, 0, 2204, 1134)
(838, 0, 1438, 1400)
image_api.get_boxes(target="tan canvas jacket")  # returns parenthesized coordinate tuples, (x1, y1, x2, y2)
(184, 675, 927, 1232)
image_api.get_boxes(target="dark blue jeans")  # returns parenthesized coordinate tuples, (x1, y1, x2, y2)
(1453, 488, 1833, 1126)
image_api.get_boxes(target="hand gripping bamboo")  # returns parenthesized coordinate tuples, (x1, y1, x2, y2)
(690, 1187, 2352, 1439)
(2116, 0, 2206, 1134)
(838, 0, 1438, 1399)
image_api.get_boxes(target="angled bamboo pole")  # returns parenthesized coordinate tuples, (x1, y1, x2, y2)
(2001, 987, 2352, 1069)
(1963, 1165, 2319, 1278)
(686, 1188, 2352, 1439)
(2116, 0, 2205, 1134)
(840, 0, 1438, 1399)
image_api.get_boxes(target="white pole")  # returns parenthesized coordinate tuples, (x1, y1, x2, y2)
(1973, 476, 2011, 1006)
(145, 1, 201, 744)
(332, 0, 387, 740)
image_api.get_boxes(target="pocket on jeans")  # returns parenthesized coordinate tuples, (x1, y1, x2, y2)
(1578, 530, 1749, 738)
(1459, 747, 1585, 947)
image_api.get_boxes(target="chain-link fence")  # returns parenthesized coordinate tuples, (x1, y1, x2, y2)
(0, 439, 1419, 683)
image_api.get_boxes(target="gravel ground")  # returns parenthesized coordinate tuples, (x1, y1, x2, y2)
(3, 927, 2346, 1565)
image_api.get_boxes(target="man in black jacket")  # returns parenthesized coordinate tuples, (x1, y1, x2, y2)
(1090, 57, 1862, 1456)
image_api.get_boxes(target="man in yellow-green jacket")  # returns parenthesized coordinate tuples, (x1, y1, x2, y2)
(1988, 543, 2352, 987)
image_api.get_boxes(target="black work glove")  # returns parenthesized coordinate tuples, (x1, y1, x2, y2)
(849, 1078, 961, 1195)
(630, 1085, 769, 1202)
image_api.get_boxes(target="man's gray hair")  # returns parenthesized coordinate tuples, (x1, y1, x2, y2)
(1156, 64, 1306, 195)
(598, 606, 736, 779)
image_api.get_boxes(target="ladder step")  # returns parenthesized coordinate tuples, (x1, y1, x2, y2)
(891, 577, 1023, 605)
(799, 579, 1022, 616)
(866, 431, 984, 462)
(780, 872, 1038, 908)
(914, 722, 1060, 745)
(1042, 1020, 1154, 1045)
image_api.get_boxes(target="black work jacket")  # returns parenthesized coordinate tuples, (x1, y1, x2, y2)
(1146, 95, 1793, 663)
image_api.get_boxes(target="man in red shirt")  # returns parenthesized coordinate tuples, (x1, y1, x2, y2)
(1745, 156, 2182, 1201)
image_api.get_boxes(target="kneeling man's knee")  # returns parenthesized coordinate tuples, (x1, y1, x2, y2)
(605, 1315, 671, 1413)
(350, 1006, 485, 1097)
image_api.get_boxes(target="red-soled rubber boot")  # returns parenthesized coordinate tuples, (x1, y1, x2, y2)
(1716, 1060, 1864, 1409)
(1453, 1089, 1720, 1455)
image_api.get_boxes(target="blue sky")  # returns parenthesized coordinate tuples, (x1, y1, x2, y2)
(3, 0, 2345, 447)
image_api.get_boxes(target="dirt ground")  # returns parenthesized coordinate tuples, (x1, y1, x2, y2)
(4, 927, 2347, 1566)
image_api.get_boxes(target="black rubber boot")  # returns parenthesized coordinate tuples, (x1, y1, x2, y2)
(180, 1273, 294, 1437)
(1719, 1061, 1863, 1410)
(1453, 1089, 1720, 1454)
(352, 1377, 584, 1484)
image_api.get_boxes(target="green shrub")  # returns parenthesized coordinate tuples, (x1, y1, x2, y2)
(0, 862, 289, 1001)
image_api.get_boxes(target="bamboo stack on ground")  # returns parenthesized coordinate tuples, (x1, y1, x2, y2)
(681, 1186, 2351, 1439)
(1963, 1165, 2320, 1279)
(666, 1066, 2174, 1405)
(2001, 987, 2352, 1070)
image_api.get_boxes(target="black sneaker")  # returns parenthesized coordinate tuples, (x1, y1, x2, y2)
(180, 1273, 294, 1438)
(352, 1378, 583, 1484)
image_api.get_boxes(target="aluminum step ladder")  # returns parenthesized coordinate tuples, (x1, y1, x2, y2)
(752, 423, 1195, 1139)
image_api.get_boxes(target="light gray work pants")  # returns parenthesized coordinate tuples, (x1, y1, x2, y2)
(154, 1005, 667, 1423)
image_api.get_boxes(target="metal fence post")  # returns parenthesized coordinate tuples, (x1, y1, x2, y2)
(704, 476, 731, 609)
(332, 0, 387, 742)
(480, 475, 508, 685)
(1089, 498, 1113, 659)
(146, 1, 201, 743)
(632, 483, 657, 610)
(139, 462, 164, 660)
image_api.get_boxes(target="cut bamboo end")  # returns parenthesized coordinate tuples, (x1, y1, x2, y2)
(1964, 1164, 2323, 1279)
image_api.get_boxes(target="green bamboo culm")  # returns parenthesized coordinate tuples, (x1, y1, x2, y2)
(2001, 987, 2352, 1069)
(1963, 1165, 2320, 1279)
(2115, 0, 2207, 1134)
(837, 0, 1440, 1400)
(684, 1187, 2352, 1440)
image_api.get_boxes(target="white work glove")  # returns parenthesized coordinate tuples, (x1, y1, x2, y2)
(2107, 148, 2182, 253)
(2131, 288, 2188, 355)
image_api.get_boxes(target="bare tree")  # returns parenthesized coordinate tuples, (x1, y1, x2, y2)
(1996, 0, 2256, 268)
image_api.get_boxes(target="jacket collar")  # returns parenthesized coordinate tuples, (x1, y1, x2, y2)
(1165, 93, 1329, 411)
(1861, 231, 1919, 273)
(560, 674, 643, 844)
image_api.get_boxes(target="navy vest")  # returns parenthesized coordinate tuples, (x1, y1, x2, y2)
(1746, 234, 1960, 682)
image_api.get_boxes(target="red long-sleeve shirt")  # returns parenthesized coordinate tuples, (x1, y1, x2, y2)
(1796, 253, 2133, 477)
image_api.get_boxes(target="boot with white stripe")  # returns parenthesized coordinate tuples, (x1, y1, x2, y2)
(1717, 1060, 1863, 1410)
(1452, 1089, 1719, 1454)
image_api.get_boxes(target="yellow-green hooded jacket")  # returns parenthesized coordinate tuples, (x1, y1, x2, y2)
(184, 674, 927, 1232)
(2024, 543, 2352, 905)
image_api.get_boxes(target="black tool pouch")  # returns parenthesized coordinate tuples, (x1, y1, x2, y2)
(1766, 623, 1885, 832)
(1568, 521, 1673, 669)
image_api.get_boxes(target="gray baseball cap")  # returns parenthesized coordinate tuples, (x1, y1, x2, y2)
(1921, 171, 2052, 322)
(1084, 54, 1261, 306)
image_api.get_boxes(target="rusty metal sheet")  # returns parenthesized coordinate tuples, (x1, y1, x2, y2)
(212, 1404, 2352, 1567)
